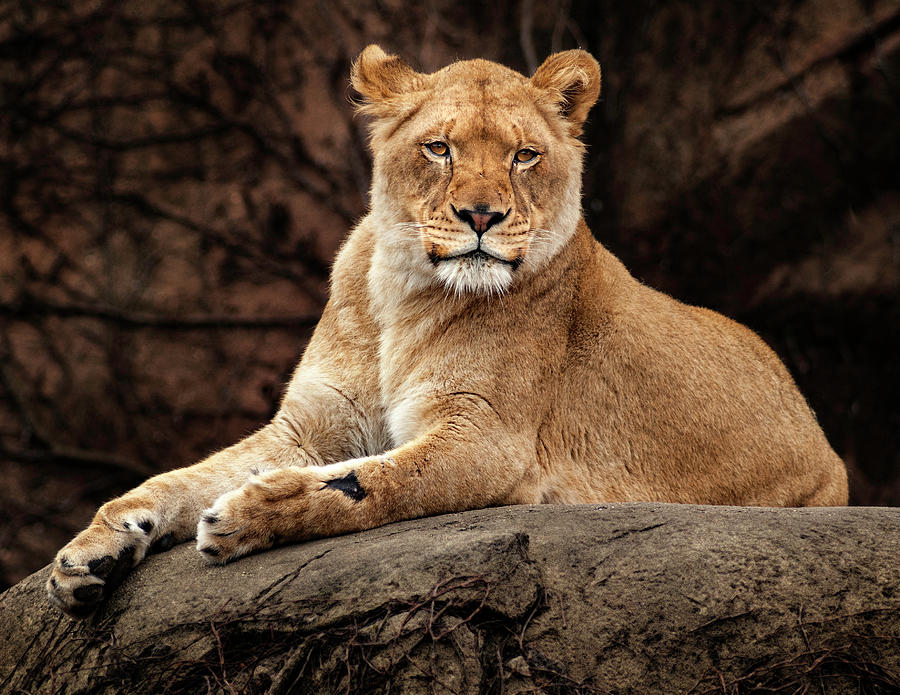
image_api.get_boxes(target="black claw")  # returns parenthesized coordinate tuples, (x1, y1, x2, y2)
(60, 556, 74, 568)
(199, 546, 220, 557)
(202, 512, 219, 525)
(138, 519, 154, 533)
(150, 531, 176, 553)
(72, 584, 104, 603)
(50, 577, 58, 589)
(88, 555, 116, 579)
(323, 470, 367, 502)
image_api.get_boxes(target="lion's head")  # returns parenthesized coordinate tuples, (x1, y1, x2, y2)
(352, 46, 601, 296)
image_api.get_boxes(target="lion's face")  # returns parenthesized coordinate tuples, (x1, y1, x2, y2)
(353, 47, 600, 296)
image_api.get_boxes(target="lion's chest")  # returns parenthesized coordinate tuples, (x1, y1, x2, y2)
(377, 321, 443, 448)
(375, 313, 481, 449)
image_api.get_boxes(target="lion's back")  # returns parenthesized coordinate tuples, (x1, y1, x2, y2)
(546, 237, 847, 506)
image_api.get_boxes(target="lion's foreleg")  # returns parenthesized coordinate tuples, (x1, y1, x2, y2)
(44, 423, 311, 615)
(46, 377, 370, 616)
(195, 416, 537, 563)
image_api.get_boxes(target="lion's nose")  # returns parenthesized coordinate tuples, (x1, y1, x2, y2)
(453, 205, 508, 237)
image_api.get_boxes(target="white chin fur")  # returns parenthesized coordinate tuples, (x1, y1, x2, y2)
(434, 255, 513, 296)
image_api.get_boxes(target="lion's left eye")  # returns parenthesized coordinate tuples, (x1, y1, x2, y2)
(425, 141, 450, 157)
(515, 148, 539, 164)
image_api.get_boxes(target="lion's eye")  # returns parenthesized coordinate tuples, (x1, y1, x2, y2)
(515, 148, 539, 164)
(425, 141, 449, 157)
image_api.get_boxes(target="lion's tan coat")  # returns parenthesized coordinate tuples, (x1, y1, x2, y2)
(47, 46, 846, 617)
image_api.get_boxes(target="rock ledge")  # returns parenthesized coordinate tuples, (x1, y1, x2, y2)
(1, 503, 898, 694)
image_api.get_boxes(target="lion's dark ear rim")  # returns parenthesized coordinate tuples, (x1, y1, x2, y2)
(351, 44, 424, 105)
(530, 50, 602, 135)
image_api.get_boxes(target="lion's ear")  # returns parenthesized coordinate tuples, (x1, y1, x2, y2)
(351, 45, 424, 106)
(530, 50, 601, 136)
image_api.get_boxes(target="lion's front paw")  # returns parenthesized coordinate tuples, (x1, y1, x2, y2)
(196, 469, 325, 564)
(196, 484, 276, 565)
(47, 505, 163, 617)
(196, 467, 365, 564)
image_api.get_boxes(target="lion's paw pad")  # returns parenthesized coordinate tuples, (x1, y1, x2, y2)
(46, 509, 161, 617)
(47, 544, 137, 617)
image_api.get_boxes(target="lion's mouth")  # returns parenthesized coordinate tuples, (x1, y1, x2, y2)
(434, 249, 521, 270)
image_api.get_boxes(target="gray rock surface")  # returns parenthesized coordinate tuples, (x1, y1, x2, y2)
(1, 503, 898, 694)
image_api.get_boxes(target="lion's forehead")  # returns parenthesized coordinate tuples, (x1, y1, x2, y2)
(413, 90, 551, 149)
(381, 61, 558, 151)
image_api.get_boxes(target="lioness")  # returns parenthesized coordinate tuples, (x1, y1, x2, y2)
(47, 46, 848, 617)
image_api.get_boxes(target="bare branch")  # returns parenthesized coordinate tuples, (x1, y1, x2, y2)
(0, 297, 320, 331)
(0, 443, 153, 478)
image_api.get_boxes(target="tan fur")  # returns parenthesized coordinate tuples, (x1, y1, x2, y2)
(47, 47, 847, 616)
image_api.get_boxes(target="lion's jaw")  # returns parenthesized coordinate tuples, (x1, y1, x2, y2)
(359, 54, 596, 298)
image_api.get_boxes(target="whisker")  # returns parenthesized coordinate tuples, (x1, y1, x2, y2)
(388, 221, 426, 238)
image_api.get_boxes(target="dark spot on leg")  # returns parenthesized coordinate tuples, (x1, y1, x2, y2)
(60, 556, 73, 568)
(323, 470, 367, 502)
(138, 519, 153, 533)
(202, 512, 219, 525)
(50, 577, 58, 589)
(88, 555, 116, 579)
(150, 531, 176, 553)
(250, 467, 259, 476)
(72, 584, 104, 603)
(122, 521, 131, 529)
(200, 546, 220, 557)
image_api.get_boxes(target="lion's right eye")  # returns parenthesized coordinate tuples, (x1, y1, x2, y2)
(515, 148, 540, 164)
(425, 141, 449, 157)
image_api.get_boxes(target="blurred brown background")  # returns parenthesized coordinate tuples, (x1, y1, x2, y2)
(1, 0, 898, 590)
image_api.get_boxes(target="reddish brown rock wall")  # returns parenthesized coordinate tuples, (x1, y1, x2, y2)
(1, 0, 898, 588)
